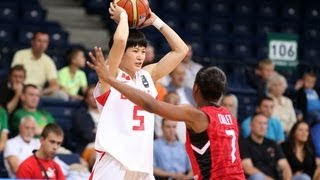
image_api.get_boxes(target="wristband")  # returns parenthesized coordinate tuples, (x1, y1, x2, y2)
(120, 12, 128, 19)
(152, 18, 165, 30)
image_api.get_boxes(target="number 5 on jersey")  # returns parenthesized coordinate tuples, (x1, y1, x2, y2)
(133, 105, 144, 131)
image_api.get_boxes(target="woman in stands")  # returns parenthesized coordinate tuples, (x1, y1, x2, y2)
(281, 121, 320, 180)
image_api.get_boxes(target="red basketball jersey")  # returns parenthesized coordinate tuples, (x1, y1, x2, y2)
(185, 106, 245, 180)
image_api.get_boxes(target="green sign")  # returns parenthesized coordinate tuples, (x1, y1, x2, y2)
(268, 33, 298, 68)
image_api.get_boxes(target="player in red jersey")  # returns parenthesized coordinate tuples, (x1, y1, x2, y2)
(88, 49, 245, 180)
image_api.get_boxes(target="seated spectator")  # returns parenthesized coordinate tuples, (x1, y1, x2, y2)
(282, 121, 320, 180)
(154, 92, 180, 139)
(241, 97, 285, 143)
(0, 65, 25, 114)
(11, 84, 55, 137)
(247, 59, 276, 99)
(4, 116, 40, 178)
(181, 43, 202, 89)
(295, 72, 320, 126)
(11, 31, 68, 100)
(240, 113, 292, 180)
(221, 93, 238, 119)
(16, 123, 65, 179)
(154, 119, 193, 179)
(0, 107, 9, 152)
(58, 48, 88, 101)
(72, 85, 98, 169)
(267, 73, 297, 135)
(166, 64, 195, 106)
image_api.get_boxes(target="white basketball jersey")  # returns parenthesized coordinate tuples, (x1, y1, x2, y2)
(93, 69, 157, 174)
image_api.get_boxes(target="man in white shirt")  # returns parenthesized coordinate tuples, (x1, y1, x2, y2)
(4, 116, 40, 178)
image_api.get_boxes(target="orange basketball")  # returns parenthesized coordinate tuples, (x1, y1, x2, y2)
(114, 0, 150, 28)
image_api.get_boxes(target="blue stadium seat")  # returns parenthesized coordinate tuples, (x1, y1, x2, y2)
(161, 15, 181, 33)
(50, 53, 66, 70)
(232, 41, 255, 60)
(256, 21, 277, 37)
(87, 72, 98, 85)
(279, 22, 300, 35)
(18, 25, 38, 44)
(0, 42, 12, 57)
(210, 0, 231, 17)
(183, 18, 204, 35)
(0, 3, 18, 22)
(234, 0, 254, 17)
(21, 6, 47, 23)
(303, 25, 320, 41)
(186, 1, 207, 15)
(57, 154, 80, 165)
(49, 30, 69, 47)
(305, 6, 320, 21)
(207, 18, 229, 36)
(208, 41, 230, 58)
(258, 0, 277, 19)
(0, 24, 15, 42)
(232, 20, 254, 37)
(161, 0, 181, 13)
(188, 39, 206, 58)
(256, 44, 268, 60)
(282, 3, 300, 20)
(302, 45, 319, 65)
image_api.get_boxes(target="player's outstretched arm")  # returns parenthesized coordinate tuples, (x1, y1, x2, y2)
(140, 11, 189, 82)
(89, 2, 128, 94)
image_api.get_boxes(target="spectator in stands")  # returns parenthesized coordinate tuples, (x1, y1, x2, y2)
(154, 92, 180, 139)
(143, 42, 155, 67)
(58, 48, 88, 101)
(154, 119, 193, 179)
(241, 97, 285, 143)
(295, 72, 320, 126)
(72, 85, 98, 169)
(281, 121, 320, 180)
(240, 113, 292, 180)
(267, 73, 297, 135)
(11, 31, 68, 100)
(166, 64, 195, 106)
(4, 116, 40, 178)
(247, 59, 276, 99)
(0, 65, 26, 114)
(221, 93, 238, 119)
(0, 107, 9, 152)
(181, 43, 203, 89)
(16, 123, 65, 179)
(11, 84, 55, 137)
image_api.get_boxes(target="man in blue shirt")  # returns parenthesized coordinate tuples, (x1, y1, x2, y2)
(241, 97, 285, 143)
(154, 119, 193, 179)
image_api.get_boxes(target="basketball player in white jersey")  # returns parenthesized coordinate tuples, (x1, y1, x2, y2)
(87, 2, 188, 180)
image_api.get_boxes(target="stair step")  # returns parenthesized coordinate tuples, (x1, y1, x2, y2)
(40, 0, 82, 7)
(66, 28, 110, 49)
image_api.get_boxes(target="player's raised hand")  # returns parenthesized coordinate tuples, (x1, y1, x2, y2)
(87, 47, 112, 83)
(109, 2, 126, 23)
(137, 10, 158, 29)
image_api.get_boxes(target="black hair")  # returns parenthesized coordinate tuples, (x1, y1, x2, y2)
(32, 31, 49, 40)
(41, 123, 64, 139)
(287, 121, 313, 158)
(194, 66, 226, 102)
(257, 96, 273, 106)
(108, 29, 147, 50)
(10, 65, 26, 76)
(22, 84, 38, 93)
(66, 48, 83, 64)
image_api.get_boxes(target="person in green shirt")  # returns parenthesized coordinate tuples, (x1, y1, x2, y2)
(58, 48, 88, 101)
(11, 84, 54, 137)
(0, 107, 9, 151)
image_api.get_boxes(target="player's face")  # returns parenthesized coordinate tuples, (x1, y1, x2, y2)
(251, 115, 268, 137)
(41, 133, 63, 159)
(121, 46, 146, 74)
(162, 120, 177, 142)
(303, 75, 316, 89)
(257, 100, 274, 118)
(19, 119, 36, 142)
(22, 87, 40, 109)
(294, 122, 309, 143)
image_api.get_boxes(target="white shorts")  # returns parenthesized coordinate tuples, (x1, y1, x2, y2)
(90, 151, 155, 180)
